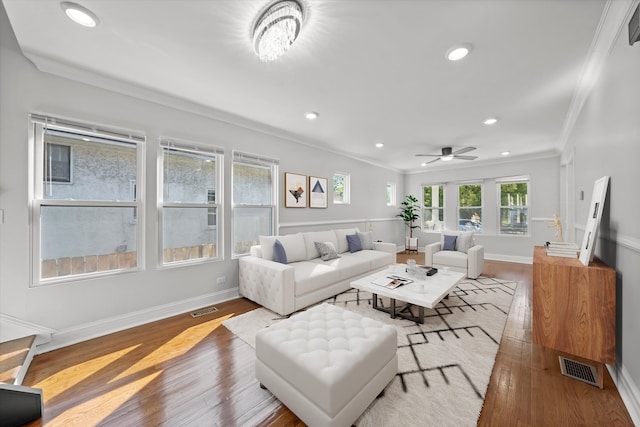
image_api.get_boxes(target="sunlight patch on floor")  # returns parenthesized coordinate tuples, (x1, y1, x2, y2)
(51, 370, 162, 426)
(110, 314, 235, 382)
(34, 344, 141, 402)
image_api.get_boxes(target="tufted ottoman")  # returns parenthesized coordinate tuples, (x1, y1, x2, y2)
(255, 303, 397, 427)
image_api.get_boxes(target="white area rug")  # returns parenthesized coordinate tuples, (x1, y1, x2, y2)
(223, 276, 516, 427)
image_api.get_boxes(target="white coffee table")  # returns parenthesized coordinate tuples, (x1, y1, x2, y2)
(350, 265, 465, 324)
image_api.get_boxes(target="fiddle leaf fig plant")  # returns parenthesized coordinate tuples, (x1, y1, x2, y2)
(396, 194, 420, 238)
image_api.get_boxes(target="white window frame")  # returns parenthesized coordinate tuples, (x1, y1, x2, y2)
(386, 182, 396, 206)
(422, 184, 445, 233)
(206, 188, 217, 229)
(130, 180, 137, 224)
(497, 177, 530, 236)
(29, 114, 145, 286)
(333, 172, 350, 204)
(232, 151, 279, 257)
(158, 139, 223, 267)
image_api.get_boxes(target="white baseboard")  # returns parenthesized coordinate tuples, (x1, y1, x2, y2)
(485, 253, 533, 264)
(608, 364, 640, 426)
(36, 288, 240, 354)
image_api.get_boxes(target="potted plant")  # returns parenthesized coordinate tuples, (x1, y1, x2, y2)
(396, 194, 420, 251)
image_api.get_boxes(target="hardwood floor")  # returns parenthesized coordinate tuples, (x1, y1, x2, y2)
(22, 257, 633, 426)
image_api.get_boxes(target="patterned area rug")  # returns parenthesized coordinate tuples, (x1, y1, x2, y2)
(223, 276, 516, 427)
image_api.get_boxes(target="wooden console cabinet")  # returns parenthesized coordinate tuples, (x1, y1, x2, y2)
(532, 246, 616, 386)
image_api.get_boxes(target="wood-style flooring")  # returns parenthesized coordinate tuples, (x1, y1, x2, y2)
(21, 256, 634, 426)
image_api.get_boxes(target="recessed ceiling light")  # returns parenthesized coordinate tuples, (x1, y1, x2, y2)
(61, 2, 99, 27)
(446, 44, 471, 61)
(484, 118, 498, 125)
(420, 162, 427, 167)
(305, 112, 318, 120)
(501, 151, 511, 156)
(375, 143, 384, 148)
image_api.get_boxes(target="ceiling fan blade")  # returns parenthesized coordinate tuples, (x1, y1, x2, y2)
(453, 155, 478, 160)
(426, 157, 441, 164)
(452, 146, 476, 155)
(415, 154, 441, 157)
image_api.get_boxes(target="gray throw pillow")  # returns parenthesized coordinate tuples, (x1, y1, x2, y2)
(357, 231, 374, 250)
(273, 239, 287, 264)
(443, 235, 457, 251)
(346, 234, 362, 253)
(314, 241, 340, 261)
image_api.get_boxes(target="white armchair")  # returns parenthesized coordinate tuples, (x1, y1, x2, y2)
(424, 231, 484, 279)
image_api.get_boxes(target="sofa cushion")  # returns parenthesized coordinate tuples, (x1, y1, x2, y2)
(347, 234, 362, 253)
(303, 230, 339, 260)
(309, 252, 370, 279)
(336, 250, 393, 276)
(433, 250, 468, 269)
(273, 240, 287, 264)
(440, 230, 460, 248)
(278, 233, 307, 263)
(293, 262, 341, 296)
(443, 234, 457, 251)
(456, 231, 475, 254)
(314, 241, 340, 261)
(334, 228, 359, 253)
(259, 235, 277, 260)
(357, 231, 374, 250)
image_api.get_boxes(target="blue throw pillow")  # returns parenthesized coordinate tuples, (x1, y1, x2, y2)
(346, 234, 362, 253)
(273, 239, 287, 264)
(443, 235, 457, 251)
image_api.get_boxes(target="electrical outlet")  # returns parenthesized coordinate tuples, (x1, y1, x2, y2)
(216, 276, 226, 284)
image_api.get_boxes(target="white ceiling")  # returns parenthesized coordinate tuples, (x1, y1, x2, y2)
(3, 0, 609, 172)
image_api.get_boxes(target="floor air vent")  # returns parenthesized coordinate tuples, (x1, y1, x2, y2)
(558, 356, 599, 387)
(191, 306, 219, 318)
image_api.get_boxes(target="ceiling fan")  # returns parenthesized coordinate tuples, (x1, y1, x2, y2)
(416, 146, 477, 164)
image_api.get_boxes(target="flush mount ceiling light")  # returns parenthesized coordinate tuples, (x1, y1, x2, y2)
(446, 44, 471, 61)
(253, 0, 304, 62)
(60, 2, 99, 27)
(484, 117, 498, 125)
(305, 111, 318, 120)
(375, 143, 384, 148)
(501, 151, 511, 156)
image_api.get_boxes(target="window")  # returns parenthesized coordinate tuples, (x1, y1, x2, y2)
(159, 140, 223, 265)
(458, 183, 482, 233)
(44, 143, 71, 183)
(29, 114, 144, 285)
(422, 184, 444, 232)
(130, 180, 137, 223)
(232, 152, 279, 256)
(333, 172, 350, 204)
(499, 180, 529, 235)
(386, 183, 396, 206)
(206, 189, 216, 229)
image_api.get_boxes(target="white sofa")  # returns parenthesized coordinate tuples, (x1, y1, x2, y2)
(424, 230, 484, 279)
(239, 229, 395, 316)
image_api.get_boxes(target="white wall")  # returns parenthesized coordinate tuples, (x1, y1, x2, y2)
(405, 154, 561, 262)
(0, 5, 403, 346)
(562, 6, 640, 421)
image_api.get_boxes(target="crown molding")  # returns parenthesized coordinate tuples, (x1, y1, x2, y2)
(559, 0, 639, 163)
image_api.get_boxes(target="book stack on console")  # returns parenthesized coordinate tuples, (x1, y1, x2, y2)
(545, 241, 580, 258)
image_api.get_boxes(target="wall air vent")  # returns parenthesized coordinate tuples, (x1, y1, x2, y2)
(190, 306, 219, 318)
(558, 356, 599, 387)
